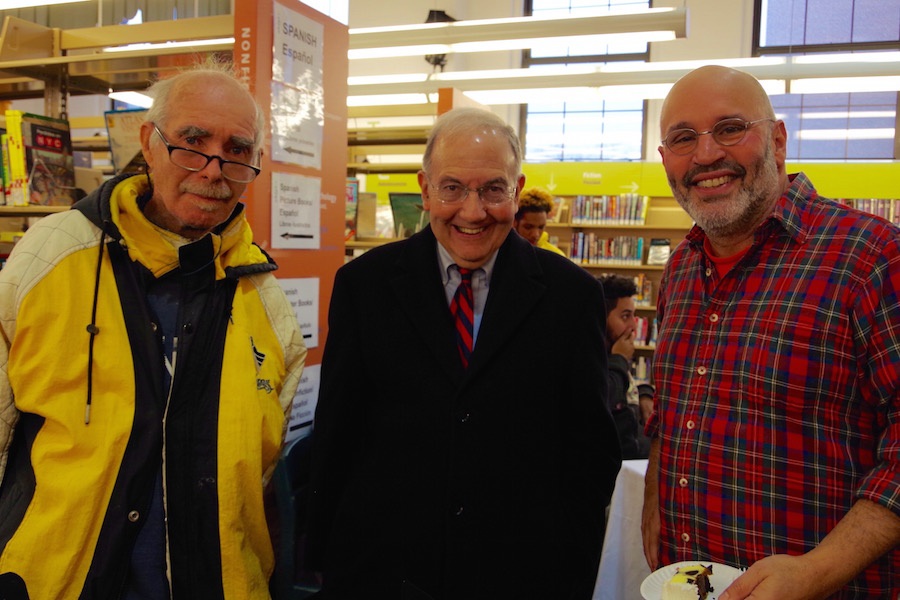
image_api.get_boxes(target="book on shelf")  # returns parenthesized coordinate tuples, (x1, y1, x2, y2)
(632, 355, 650, 384)
(4, 110, 77, 207)
(105, 108, 148, 175)
(646, 238, 671, 266)
(548, 195, 568, 223)
(345, 178, 359, 241)
(0, 133, 8, 206)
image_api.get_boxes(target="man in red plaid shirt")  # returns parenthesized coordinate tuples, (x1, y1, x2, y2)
(642, 65, 900, 599)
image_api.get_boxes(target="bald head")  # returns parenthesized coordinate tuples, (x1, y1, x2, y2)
(656, 65, 789, 252)
(661, 66, 775, 137)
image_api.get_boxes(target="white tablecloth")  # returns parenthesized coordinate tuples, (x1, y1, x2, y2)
(592, 459, 651, 600)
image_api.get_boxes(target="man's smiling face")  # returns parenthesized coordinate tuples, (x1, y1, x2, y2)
(419, 125, 523, 270)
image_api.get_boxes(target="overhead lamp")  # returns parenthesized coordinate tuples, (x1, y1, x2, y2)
(2, 0, 88, 8)
(424, 10, 456, 72)
(348, 8, 687, 60)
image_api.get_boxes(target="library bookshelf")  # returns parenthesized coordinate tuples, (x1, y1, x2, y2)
(545, 195, 694, 363)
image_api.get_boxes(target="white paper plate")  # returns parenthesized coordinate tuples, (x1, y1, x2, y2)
(640, 561, 744, 600)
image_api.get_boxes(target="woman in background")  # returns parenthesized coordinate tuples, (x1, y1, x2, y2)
(514, 186, 566, 256)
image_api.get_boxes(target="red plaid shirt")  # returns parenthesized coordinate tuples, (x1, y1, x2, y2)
(647, 173, 900, 598)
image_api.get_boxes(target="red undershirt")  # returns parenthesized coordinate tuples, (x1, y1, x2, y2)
(704, 236, 750, 278)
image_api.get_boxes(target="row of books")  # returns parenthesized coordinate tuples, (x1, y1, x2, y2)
(570, 233, 644, 265)
(633, 315, 656, 349)
(0, 110, 77, 207)
(840, 198, 900, 226)
(568, 194, 649, 225)
(632, 355, 651, 384)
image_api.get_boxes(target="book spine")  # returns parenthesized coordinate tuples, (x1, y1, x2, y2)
(0, 134, 7, 206)
(4, 111, 26, 206)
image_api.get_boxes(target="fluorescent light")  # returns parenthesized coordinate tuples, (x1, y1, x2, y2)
(103, 37, 234, 53)
(790, 76, 900, 94)
(348, 93, 439, 107)
(109, 91, 153, 108)
(599, 56, 787, 73)
(2, 0, 87, 8)
(348, 8, 686, 59)
(792, 51, 900, 65)
(797, 128, 896, 141)
(349, 31, 677, 60)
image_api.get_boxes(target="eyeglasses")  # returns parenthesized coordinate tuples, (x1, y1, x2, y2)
(662, 118, 776, 155)
(426, 177, 515, 206)
(153, 125, 261, 184)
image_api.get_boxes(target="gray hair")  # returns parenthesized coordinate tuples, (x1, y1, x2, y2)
(422, 107, 522, 176)
(144, 62, 265, 152)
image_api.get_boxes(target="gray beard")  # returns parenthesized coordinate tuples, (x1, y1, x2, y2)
(672, 144, 780, 240)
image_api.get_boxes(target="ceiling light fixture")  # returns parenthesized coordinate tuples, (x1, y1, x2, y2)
(347, 51, 899, 107)
(348, 7, 687, 60)
(101, 37, 234, 53)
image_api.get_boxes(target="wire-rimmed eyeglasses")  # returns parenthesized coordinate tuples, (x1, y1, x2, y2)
(153, 124, 261, 184)
(425, 176, 515, 206)
(662, 118, 776, 155)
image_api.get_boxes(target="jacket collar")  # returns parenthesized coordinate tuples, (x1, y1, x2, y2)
(389, 226, 548, 382)
(74, 173, 273, 279)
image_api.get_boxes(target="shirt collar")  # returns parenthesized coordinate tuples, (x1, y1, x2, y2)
(436, 242, 498, 285)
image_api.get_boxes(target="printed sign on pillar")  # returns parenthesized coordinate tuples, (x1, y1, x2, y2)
(271, 3, 324, 169)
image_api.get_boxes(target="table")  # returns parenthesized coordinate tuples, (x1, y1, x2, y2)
(592, 459, 651, 600)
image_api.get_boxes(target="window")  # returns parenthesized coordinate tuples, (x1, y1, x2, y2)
(522, 0, 649, 162)
(755, 0, 899, 160)
(755, 0, 900, 53)
(773, 91, 898, 160)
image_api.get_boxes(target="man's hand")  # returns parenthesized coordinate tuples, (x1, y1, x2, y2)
(719, 499, 900, 599)
(611, 328, 636, 360)
(642, 438, 661, 571)
(718, 554, 834, 600)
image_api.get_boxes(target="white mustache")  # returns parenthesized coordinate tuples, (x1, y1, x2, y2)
(180, 182, 233, 200)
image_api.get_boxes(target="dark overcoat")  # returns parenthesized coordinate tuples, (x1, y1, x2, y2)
(306, 226, 622, 599)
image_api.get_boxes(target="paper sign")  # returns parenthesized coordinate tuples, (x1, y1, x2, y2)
(272, 171, 321, 249)
(278, 276, 319, 349)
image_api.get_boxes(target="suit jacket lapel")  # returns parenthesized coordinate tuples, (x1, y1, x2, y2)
(389, 227, 465, 381)
(466, 232, 546, 376)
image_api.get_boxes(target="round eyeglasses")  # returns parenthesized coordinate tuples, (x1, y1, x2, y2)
(426, 177, 515, 206)
(153, 125, 261, 184)
(662, 118, 776, 155)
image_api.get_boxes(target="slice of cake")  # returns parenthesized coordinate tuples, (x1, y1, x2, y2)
(661, 564, 714, 600)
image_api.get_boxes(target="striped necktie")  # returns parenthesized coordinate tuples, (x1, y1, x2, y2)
(450, 267, 474, 368)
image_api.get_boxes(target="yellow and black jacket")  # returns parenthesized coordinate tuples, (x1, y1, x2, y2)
(0, 173, 306, 598)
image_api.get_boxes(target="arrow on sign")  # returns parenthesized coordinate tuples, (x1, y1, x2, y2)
(281, 232, 315, 239)
(620, 181, 639, 193)
(283, 146, 315, 157)
(546, 173, 557, 192)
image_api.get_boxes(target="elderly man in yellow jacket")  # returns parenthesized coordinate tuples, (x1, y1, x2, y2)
(0, 64, 305, 598)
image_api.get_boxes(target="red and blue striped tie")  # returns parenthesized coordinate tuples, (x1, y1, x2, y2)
(450, 267, 474, 368)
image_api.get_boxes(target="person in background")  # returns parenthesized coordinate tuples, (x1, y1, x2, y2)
(514, 186, 566, 256)
(306, 107, 621, 600)
(0, 63, 306, 597)
(598, 274, 653, 460)
(642, 65, 900, 599)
